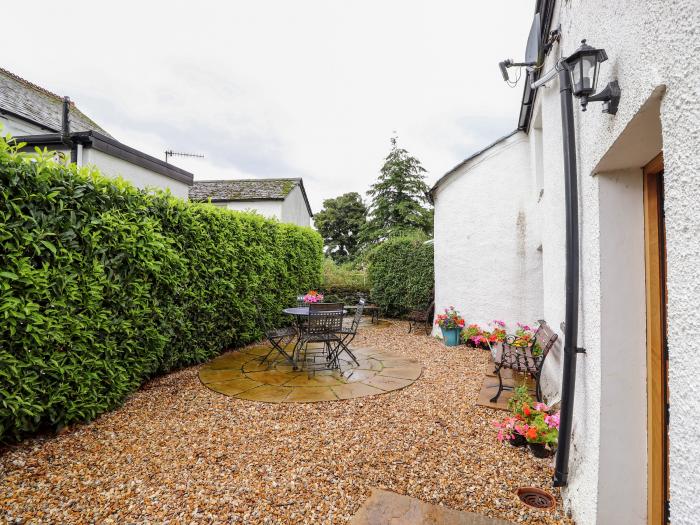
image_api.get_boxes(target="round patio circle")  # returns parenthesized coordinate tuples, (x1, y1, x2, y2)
(199, 345, 421, 403)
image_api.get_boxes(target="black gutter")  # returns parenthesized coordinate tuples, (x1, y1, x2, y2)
(553, 65, 580, 488)
(517, 0, 556, 132)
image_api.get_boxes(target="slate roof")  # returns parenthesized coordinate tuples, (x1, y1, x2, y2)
(0, 68, 111, 136)
(190, 178, 313, 216)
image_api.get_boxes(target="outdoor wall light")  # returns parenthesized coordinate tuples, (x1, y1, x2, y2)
(563, 39, 621, 114)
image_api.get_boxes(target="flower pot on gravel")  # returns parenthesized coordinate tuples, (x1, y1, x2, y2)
(509, 433, 527, 447)
(434, 307, 465, 347)
(528, 443, 554, 458)
(441, 327, 462, 347)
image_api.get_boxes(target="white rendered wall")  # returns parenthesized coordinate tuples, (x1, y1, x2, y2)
(533, 0, 699, 522)
(596, 169, 647, 524)
(0, 114, 47, 136)
(83, 149, 191, 200)
(433, 133, 543, 331)
(281, 185, 311, 226)
(223, 199, 283, 220)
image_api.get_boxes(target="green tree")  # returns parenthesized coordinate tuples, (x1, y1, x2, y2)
(313, 192, 368, 263)
(363, 136, 432, 244)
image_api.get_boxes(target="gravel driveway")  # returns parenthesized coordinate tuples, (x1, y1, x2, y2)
(0, 321, 571, 524)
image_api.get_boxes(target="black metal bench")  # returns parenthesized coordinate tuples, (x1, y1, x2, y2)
(490, 320, 558, 403)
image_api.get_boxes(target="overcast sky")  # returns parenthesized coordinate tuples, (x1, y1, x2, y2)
(4, 1, 533, 212)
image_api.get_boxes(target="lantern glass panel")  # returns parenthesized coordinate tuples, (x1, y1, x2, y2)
(571, 54, 599, 96)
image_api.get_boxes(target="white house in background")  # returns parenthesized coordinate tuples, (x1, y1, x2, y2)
(189, 179, 313, 227)
(431, 0, 698, 523)
(0, 67, 193, 198)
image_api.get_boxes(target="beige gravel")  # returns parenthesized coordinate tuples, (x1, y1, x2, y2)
(0, 321, 572, 524)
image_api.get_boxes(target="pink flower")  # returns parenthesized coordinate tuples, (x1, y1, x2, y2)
(533, 402, 550, 412)
(545, 413, 560, 430)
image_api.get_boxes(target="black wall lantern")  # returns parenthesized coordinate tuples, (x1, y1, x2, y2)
(563, 40, 621, 114)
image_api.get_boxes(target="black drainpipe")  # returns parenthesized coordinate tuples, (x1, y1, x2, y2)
(553, 66, 580, 487)
(61, 96, 77, 163)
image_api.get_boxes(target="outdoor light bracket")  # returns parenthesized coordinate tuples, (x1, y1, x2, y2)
(580, 80, 621, 114)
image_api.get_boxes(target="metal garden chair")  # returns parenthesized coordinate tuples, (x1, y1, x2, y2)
(296, 303, 344, 372)
(255, 306, 298, 370)
(335, 298, 365, 365)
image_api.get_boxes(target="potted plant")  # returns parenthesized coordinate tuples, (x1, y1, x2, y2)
(524, 411, 559, 458)
(507, 384, 533, 415)
(462, 323, 489, 350)
(434, 306, 465, 346)
(514, 322, 543, 356)
(302, 290, 324, 303)
(493, 415, 527, 447)
(484, 319, 507, 360)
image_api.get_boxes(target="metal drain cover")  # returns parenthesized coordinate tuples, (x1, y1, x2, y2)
(516, 487, 556, 510)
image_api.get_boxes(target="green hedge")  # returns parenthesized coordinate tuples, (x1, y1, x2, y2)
(367, 235, 433, 317)
(320, 258, 370, 304)
(0, 138, 322, 441)
(319, 284, 370, 305)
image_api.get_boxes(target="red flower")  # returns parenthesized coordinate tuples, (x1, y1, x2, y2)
(526, 427, 538, 440)
(522, 404, 531, 417)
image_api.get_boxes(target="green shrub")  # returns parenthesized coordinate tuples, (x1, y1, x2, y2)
(319, 258, 369, 304)
(0, 138, 322, 441)
(367, 234, 433, 316)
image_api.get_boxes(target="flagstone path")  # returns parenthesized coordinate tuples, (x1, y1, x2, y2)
(200, 345, 422, 403)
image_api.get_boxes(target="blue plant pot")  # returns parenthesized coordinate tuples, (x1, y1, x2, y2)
(441, 327, 462, 347)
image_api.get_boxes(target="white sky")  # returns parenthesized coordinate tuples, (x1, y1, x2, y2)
(4, 1, 534, 212)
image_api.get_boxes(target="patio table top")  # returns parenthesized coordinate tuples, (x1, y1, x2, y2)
(282, 306, 346, 316)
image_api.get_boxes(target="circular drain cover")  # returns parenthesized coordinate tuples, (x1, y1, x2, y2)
(516, 487, 556, 510)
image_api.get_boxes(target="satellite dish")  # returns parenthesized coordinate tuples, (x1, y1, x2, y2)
(525, 13, 542, 65)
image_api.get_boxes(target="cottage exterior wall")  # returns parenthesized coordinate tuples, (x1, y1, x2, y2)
(83, 148, 191, 200)
(281, 185, 312, 226)
(433, 0, 698, 521)
(220, 200, 283, 220)
(535, 1, 699, 522)
(433, 133, 543, 332)
(1, 114, 47, 136)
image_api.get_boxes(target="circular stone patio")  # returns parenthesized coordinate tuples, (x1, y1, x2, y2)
(199, 345, 422, 403)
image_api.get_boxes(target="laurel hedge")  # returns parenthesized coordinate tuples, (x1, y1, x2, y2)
(0, 138, 322, 441)
(367, 235, 433, 317)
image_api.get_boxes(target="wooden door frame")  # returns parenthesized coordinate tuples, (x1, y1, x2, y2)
(643, 152, 669, 524)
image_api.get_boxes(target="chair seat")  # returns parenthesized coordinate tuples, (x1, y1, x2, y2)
(301, 333, 341, 343)
(267, 326, 297, 338)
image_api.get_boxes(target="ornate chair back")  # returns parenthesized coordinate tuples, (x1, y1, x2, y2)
(305, 303, 344, 335)
(349, 298, 366, 333)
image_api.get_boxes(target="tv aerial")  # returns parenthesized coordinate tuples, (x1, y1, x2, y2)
(164, 150, 205, 163)
(498, 13, 542, 86)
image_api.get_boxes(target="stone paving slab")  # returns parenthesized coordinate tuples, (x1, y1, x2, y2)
(350, 489, 515, 525)
(199, 345, 422, 403)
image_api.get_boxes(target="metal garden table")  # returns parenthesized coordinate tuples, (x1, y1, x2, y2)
(282, 306, 347, 369)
